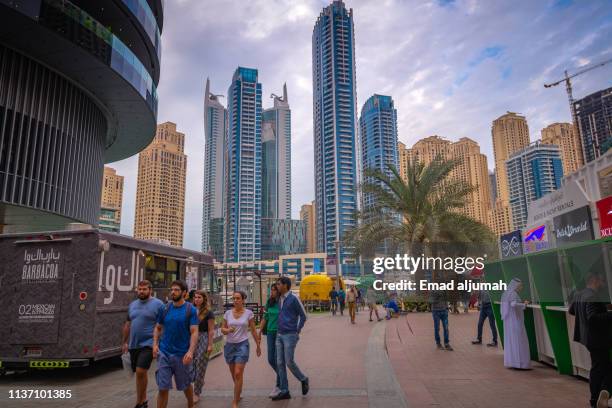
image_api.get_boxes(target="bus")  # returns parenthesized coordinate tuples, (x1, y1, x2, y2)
(0, 228, 218, 371)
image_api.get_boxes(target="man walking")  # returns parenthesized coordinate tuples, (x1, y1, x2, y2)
(153, 280, 199, 408)
(366, 289, 382, 322)
(338, 287, 346, 316)
(569, 273, 612, 408)
(122, 280, 165, 408)
(430, 289, 453, 351)
(329, 286, 338, 316)
(347, 285, 358, 324)
(471, 285, 498, 347)
(272, 277, 309, 401)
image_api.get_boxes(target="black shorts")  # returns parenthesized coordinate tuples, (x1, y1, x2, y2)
(129, 347, 153, 372)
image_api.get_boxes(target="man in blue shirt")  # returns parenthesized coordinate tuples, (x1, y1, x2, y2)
(272, 276, 309, 401)
(329, 287, 338, 315)
(153, 280, 199, 408)
(122, 279, 164, 408)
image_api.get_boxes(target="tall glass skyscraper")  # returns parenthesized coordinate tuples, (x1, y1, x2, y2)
(506, 141, 563, 230)
(224, 67, 262, 262)
(202, 78, 226, 261)
(574, 87, 612, 163)
(359, 94, 399, 210)
(262, 84, 291, 220)
(312, 0, 358, 261)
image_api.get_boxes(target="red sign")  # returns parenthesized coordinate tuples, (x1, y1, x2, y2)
(596, 196, 612, 237)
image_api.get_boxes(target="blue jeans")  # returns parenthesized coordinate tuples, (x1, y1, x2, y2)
(266, 331, 280, 388)
(276, 333, 307, 394)
(432, 309, 450, 345)
(477, 303, 497, 343)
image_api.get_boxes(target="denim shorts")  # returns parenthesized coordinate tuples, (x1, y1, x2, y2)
(224, 339, 249, 364)
(155, 351, 193, 391)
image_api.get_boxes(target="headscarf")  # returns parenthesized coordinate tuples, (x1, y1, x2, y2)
(500, 278, 522, 321)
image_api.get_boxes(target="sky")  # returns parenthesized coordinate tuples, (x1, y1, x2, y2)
(109, 0, 612, 251)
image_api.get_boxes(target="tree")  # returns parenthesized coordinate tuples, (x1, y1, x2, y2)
(345, 155, 495, 258)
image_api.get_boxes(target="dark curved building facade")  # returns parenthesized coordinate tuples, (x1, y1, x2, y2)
(0, 0, 163, 232)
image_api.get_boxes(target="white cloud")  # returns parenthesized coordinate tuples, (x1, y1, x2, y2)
(111, 0, 612, 251)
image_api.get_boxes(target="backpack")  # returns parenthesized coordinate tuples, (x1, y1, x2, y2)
(161, 302, 193, 334)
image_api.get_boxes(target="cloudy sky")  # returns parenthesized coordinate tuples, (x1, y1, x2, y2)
(109, 0, 612, 251)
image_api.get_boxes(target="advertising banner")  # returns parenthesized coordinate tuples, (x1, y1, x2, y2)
(500, 230, 523, 259)
(596, 196, 612, 237)
(326, 256, 337, 276)
(527, 179, 590, 226)
(12, 243, 67, 344)
(553, 205, 594, 247)
(523, 222, 551, 253)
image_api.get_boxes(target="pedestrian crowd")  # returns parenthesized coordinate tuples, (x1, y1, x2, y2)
(122, 277, 309, 408)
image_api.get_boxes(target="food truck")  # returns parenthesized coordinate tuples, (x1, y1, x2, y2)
(0, 229, 218, 371)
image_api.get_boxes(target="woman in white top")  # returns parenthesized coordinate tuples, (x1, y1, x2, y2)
(222, 291, 261, 407)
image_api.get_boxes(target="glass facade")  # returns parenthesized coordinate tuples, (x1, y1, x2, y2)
(99, 208, 120, 233)
(574, 87, 612, 163)
(312, 0, 358, 261)
(40, 0, 158, 115)
(262, 86, 291, 220)
(202, 79, 226, 261)
(224, 67, 262, 262)
(507, 142, 564, 230)
(261, 218, 306, 260)
(359, 94, 399, 210)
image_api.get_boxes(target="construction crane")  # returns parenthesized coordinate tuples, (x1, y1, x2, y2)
(544, 57, 612, 162)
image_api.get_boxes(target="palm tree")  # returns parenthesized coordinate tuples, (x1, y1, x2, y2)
(345, 155, 495, 258)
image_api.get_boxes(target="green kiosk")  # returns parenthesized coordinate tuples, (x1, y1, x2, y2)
(485, 237, 612, 378)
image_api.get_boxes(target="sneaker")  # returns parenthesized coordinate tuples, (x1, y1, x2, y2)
(271, 392, 291, 401)
(445, 344, 454, 351)
(369, 318, 373, 322)
(597, 390, 609, 408)
(436, 343, 444, 350)
(269, 387, 281, 398)
(487, 342, 498, 347)
(377, 318, 383, 322)
(301, 377, 310, 395)
(471, 340, 482, 345)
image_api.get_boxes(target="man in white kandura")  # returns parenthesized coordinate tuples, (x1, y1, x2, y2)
(500, 277, 531, 369)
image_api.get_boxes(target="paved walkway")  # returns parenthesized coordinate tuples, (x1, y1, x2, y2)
(386, 311, 590, 408)
(0, 309, 591, 408)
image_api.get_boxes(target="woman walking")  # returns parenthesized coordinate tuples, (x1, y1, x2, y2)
(192, 290, 215, 403)
(222, 291, 261, 407)
(501, 278, 531, 369)
(259, 284, 281, 398)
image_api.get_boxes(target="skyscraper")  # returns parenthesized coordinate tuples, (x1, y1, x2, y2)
(397, 141, 415, 183)
(404, 136, 491, 226)
(450, 138, 491, 226)
(202, 78, 226, 261)
(492, 112, 530, 203)
(0, 0, 162, 232)
(359, 94, 399, 210)
(490, 112, 530, 236)
(300, 201, 317, 253)
(541, 122, 584, 175)
(99, 167, 124, 233)
(312, 0, 358, 260)
(506, 141, 563, 230)
(134, 122, 187, 247)
(262, 84, 291, 220)
(574, 87, 612, 163)
(224, 67, 262, 262)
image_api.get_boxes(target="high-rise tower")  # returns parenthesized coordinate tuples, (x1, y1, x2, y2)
(202, 78, 226, 261)
(134, 122, 187, 247)
(224, 67, 262, 262)
(262, 84, 291, 220)
(312, 0, 358, 261)
(359, 94, 399, 210)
